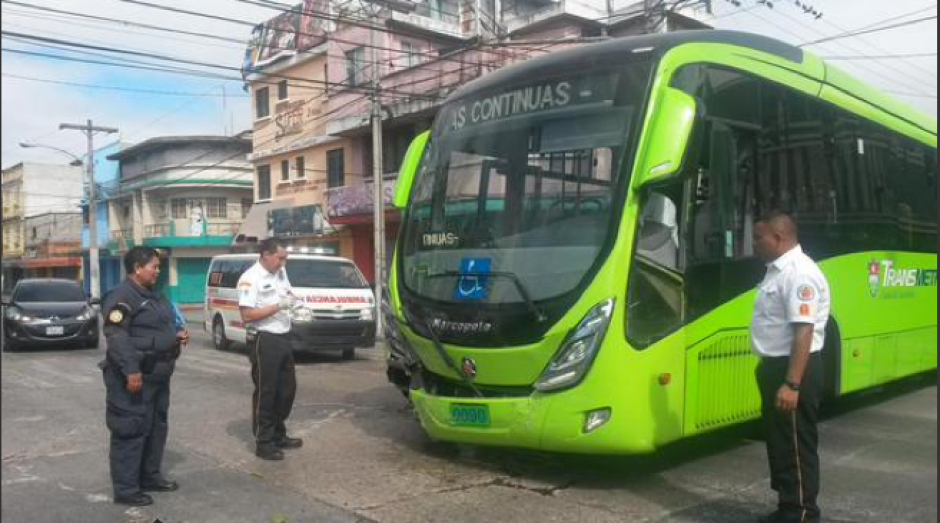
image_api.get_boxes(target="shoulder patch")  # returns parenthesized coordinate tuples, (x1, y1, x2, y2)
(106, 302, 132, 325)
(797, 284, 816, 301)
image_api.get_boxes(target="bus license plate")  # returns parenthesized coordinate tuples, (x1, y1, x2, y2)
(46, 326, 64, 336)
(450, 404, 490, 427)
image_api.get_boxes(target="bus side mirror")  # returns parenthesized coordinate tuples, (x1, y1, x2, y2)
(393, 130, 431, 210)
(639, 87, 697, 183)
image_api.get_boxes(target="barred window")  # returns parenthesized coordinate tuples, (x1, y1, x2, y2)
(171, 199, 187, 219)
(207, 198, 227, 219)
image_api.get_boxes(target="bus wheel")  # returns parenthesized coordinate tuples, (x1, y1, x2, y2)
(342, 348, 355, 360)
(213, 317, 231, 351)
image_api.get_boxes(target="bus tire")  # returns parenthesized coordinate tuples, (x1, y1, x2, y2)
(212, 316, 231, 351)
(821, 319, 842, 405)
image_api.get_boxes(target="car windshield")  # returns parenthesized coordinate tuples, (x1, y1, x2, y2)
(401, 63, 652, 305)
(286, 260, 369, 289)
(14, 281, 86, 302)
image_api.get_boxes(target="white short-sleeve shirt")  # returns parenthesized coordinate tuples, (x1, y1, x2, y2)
(751, 245, 831, 358)
(237, 261, 293, 334)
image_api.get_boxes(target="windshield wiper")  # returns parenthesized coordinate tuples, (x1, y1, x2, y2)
(427, 270, 547, 323)
(402, 306, 483, 398)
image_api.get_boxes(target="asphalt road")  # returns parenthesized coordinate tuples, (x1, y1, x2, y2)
(1, 328, 936, 523)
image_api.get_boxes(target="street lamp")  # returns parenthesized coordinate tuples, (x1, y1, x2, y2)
(19, 142, 84, 166)
(18, 141, 100, 299)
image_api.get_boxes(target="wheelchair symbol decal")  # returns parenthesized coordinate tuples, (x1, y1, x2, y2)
(454, 258, 491, 301)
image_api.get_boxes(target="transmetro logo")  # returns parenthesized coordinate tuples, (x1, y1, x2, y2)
(868, 259, 938, 298)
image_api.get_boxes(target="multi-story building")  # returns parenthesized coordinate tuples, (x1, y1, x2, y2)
(105, 136, 253, 305)
(81, 141, 126, 297)
(243, 0, 711, 282)
(238, 3, 346, 256)
(1, 162, 84, 294)
(22, 212, 84, 280)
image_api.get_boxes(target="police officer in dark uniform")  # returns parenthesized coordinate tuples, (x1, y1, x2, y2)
(100, 247, 189, 506)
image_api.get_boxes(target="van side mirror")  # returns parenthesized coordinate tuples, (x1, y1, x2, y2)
(393, 130, 430, 210)
(638, 87, 698, 184)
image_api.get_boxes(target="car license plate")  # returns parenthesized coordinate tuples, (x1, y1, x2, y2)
(45, 326, 64, 336)
(450, 404, 490, 427)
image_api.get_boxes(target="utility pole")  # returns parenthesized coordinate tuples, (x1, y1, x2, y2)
(59, 120, 118, 300)
(368, 1, 386, 337)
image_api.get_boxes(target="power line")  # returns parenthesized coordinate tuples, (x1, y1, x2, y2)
(1, 30, 442, 101)
(821, 52, 938, 61)
(800, 15, 938, 47)
(0, 73, 250, 97)
(884, 89, 938, 99)
(739, 7, 937, 95)
(812, 4, 938, 82)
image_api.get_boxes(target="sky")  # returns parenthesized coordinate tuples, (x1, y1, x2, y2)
(1, 0, 936, 169)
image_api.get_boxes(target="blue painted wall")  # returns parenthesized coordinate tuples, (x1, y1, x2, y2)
(81, 141, 125, 296)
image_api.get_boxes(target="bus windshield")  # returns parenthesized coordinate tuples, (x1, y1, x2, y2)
(401, 63, 653, 306)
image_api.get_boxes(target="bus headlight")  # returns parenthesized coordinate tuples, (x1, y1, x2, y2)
(535, 299, 615, 392)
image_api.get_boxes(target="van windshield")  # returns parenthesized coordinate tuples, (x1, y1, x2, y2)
(286, 259, 369, 289)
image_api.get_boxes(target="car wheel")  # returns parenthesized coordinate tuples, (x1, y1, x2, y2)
(213, 317, 231, 351)
(342, 348, 355, 360)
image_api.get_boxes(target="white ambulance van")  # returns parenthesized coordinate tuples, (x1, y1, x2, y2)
(204, 253, 376, 359)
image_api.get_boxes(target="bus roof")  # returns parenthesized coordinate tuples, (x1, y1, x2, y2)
(449, 30, 937, 144)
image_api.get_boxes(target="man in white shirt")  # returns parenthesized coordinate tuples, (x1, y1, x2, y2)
(751, 211, 830, 523)
(238, 238, 302, 461)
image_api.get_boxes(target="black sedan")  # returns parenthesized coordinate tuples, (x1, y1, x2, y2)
(2, 279, 100, 351)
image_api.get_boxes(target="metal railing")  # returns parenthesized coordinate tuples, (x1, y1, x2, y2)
(144, 223, 171, 238)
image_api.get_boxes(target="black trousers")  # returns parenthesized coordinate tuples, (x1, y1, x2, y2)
(756, 353, 823, 522)
(249, 332, 297, 448)
(103, 366, 171, 498)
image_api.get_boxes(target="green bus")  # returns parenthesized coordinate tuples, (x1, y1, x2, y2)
(383, 30, 937, 454)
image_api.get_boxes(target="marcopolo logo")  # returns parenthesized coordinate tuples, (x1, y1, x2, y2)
(868, 260, 938, 297)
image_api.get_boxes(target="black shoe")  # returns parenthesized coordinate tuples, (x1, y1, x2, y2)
(114, 492, 153, 506)
(255, 446, 284, 460)
(275, 437, 303, 449)
(757, 510, 819, 523)
(141, 479, 179, 492)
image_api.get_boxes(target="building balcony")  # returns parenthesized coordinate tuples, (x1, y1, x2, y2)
(142, 220, 241, 248)
(388, 8, 465, 39)
(503, 0, 606, 34)
(107, 228, 136, 252)
(325, 176, 399, 223)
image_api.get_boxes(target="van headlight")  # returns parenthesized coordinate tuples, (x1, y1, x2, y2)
(291, 306, 313, 323)
(535, 299, 615, 392)
(360, 307, 375, 321)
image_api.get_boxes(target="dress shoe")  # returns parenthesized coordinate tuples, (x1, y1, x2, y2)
(114, 492, 153, 506)
(141, 479, 179, 492)
(256, 446, 284, 460)
(757, 510, 820, 523)
(275, 436, 303, 449)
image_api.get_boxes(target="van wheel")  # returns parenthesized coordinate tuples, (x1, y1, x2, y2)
(213, 317, 231, 351)
(342, 348, 355, 360)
